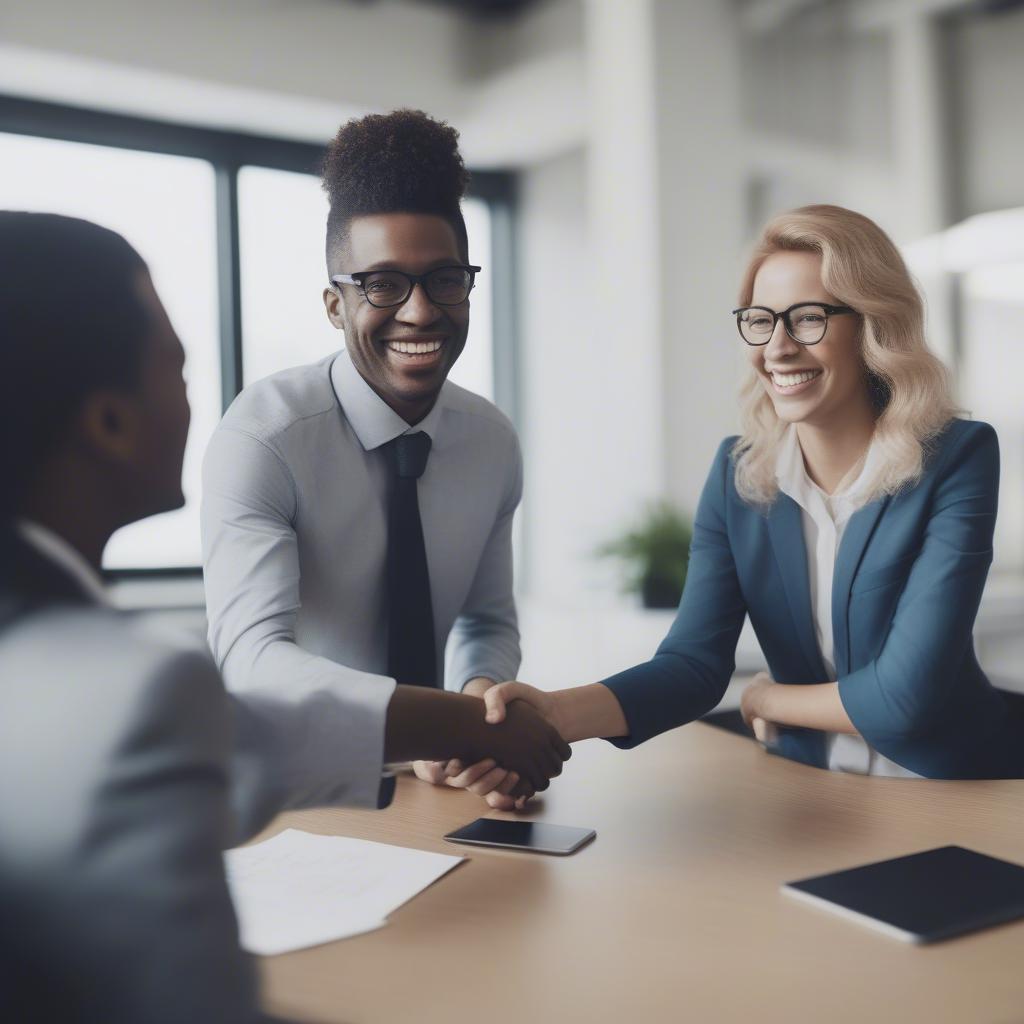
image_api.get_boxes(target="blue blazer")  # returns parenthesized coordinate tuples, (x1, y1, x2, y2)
(601, 419, 1024, 779)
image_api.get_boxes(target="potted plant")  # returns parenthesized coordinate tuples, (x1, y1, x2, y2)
(597, 500, 693, 609)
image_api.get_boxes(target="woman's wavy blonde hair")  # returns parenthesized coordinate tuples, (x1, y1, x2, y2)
(732, 204, 959, 507)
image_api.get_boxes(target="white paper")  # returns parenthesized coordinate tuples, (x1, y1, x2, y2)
(224, 828, 464, 956)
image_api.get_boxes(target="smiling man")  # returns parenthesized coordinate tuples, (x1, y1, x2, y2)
(202, 110, 538, 808)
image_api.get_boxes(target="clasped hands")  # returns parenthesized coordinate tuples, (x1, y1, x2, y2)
(414, 672, 783, 808)
(414, 678, 567, 811)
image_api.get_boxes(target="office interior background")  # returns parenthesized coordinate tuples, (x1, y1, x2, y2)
(2, 0, 1022, 692)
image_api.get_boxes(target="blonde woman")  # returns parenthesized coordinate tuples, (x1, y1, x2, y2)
(486, 204, 1024, 780)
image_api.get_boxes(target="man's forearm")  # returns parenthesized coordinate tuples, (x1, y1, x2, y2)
(760, 682, 857, 734)
(384, 686, 483, 763)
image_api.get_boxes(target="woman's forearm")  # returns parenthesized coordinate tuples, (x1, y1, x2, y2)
(551, 683, 629, 743)
(760, 681, 857, 734)
(550, 678, 855, 744)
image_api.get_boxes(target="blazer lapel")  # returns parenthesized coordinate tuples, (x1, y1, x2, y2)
(767, 494, 829, 681)
(831, 495, 890, 676)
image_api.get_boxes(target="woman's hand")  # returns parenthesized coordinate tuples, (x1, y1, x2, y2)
(739, 672, 855, 736)
(740, 671, 776, 742)
(412, 758, 529, 811)
(411, 759, 451, 785)
(484, 680, 628, 745)
(483, 681, 565, 735)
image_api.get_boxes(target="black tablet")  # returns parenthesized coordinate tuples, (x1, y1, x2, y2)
(783, 846, 1024, 944)
(444, 818, 596, 856)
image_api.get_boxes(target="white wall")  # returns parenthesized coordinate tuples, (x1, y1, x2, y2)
(0, 0, 465, 113)
(948, 4, 1024, 216)
(518, 148, 617, 602)
(653, 0, 746, 515)
(516, 1, 750, 601)
(0, 0, 586, 167)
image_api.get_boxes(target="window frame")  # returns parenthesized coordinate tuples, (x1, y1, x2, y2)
(0, 95, 517, 579)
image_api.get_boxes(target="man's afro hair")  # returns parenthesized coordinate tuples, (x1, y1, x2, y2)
(321, 109, 470, 218)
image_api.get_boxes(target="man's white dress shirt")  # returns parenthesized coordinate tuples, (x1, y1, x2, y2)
(201, 349, 522, 799)
(775, 426, 920, 778)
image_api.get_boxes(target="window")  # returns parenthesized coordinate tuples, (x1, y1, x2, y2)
(904, 208, 1024, 575)
(0, 97, 512, 573)
(237, 166, 338, 387)
(0, 130, 220, 569)
(960, 260, 1024, 573)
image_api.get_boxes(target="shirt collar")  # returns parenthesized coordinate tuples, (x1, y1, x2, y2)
(775, 425, 881, 515)
(775, 425, 815, 510)
(16, 520, 110, 607)
(330, 347, 447, 452)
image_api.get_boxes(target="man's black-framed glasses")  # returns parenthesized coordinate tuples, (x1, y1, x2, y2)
(732, 302, 857, 346)
(331, 265, 482, 308)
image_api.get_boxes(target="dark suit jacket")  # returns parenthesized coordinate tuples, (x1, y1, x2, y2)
(601, 419, 1024, 779)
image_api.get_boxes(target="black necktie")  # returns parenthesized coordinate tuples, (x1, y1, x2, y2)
(385, 432, 437, 687)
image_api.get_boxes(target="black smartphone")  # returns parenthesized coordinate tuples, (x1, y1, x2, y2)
(444, 818, 596, 856)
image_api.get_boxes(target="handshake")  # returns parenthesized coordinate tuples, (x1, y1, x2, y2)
(411, 680, 569, 812)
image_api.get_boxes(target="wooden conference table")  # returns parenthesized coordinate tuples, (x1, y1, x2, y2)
(256, 722, 1024, 1024)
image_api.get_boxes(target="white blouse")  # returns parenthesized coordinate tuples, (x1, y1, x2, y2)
(774, 427, 920, 778)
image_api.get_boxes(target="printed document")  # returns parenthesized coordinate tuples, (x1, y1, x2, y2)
(225, 828, 464, 955)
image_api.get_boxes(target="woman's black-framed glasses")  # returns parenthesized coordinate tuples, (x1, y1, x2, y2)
(731, 302, 857, 346)
(331, 265, 482, 308)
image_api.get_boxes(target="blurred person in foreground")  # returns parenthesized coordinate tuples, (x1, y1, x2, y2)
(0, 212, 568, 1023)
(485, 204, 1024, 780)
(202, 110, 538, 809)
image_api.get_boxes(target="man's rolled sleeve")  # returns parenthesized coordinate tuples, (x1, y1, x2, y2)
(202, 422, 395, 813)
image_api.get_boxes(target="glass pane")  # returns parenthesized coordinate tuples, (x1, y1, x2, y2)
(454, 196, 494, 401)
(960, 262, 1024, 573)
(238, 166, 338, 386)
(238, 165, 494, 400)
(0, 132, 220, 570)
